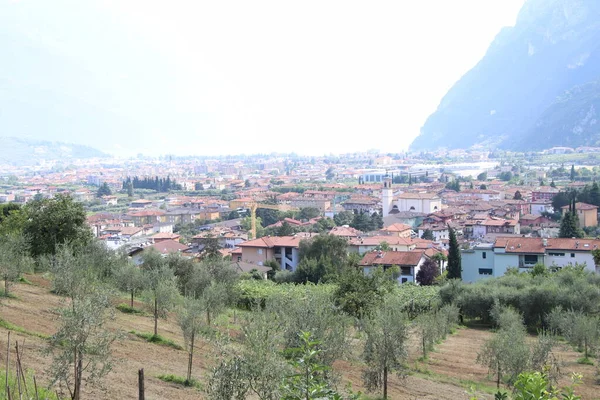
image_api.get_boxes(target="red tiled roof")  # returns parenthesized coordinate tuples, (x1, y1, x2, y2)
(148, 240, 189, 254)
(383, 223, 412, 232)
(360, 251, 424, 267)
(560, 202, 599, 210)
(238, 236, 302, 248)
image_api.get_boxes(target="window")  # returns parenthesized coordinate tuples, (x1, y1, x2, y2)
(571, 253, 575, 258)
(548, 252, 565, 257)
(523, 255, 538, 265)
(482, 252, 487, 259)
(257, 249, 263, 255)
(479, 268, 493, 275)
(237, 256, 241, 262)
(401, 277, 408, 283)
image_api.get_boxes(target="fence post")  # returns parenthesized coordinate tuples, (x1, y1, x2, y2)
(138, 368, 145, 400)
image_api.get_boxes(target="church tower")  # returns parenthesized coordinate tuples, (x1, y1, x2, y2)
(382, 175, 393, 217)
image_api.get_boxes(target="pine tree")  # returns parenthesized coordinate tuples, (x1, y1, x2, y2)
(447, 226, 461, 280)
(590, 182, 600, 207)
(570, 165, 576, 181)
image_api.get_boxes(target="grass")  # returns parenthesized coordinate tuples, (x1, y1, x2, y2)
(116, 303, 145, 315)
(129, 331, 183, 350)
(0, 368, 62, 400)
(0, 318, 50, 340)
(577, 357, 594, 366)
(157, 374, 204, 390)
(18, 276, 33, 285)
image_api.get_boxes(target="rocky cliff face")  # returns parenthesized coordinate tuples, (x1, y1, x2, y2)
(410, 0, 600, 151)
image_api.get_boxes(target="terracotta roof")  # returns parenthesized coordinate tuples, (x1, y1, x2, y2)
(348, 236, 415, 247)
(238, 236, 302, 248)
(151, 232, 181, 240)
(127, 210, 166, 217)
(329, 226, 362, 237)
(394, 192, 440, 200)
(383, 223, 412, 232)
(560, 202, 599, 211)
(360, 251, 424, 267)
(492, 237, 600, 253)
(120, 227, 143, 236)
(148, 240, 189, 254)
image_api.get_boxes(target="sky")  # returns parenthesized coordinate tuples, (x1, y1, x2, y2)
(1, 0, 525, 157)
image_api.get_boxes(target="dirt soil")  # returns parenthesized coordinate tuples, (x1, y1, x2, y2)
(1, 277, 598, 399)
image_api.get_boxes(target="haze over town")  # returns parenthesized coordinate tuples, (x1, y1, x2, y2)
(1, 0, 524, 156)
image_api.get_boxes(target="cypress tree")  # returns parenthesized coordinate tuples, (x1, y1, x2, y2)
(447, 226, 461, 280)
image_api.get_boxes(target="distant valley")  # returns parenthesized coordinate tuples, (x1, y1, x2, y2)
(0, 137, 108, 166)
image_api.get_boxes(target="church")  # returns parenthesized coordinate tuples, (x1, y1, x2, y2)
(381, 176, 442, 217)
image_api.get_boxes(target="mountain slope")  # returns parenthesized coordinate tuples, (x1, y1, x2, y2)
(0, 137, 108, 166)
(410, 0, 600, 151)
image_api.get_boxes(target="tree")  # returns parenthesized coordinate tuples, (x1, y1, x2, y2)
(48, 286, 117, 400)
(480, 184, 487, 190)
(548, 308, 599, 361)
(140, 249, 180, 336)
(351, 211, 373, 232)
(0, 234, 33, 297)
(416, 258, 439, 286)
(96, 182, 112, 197)
(362, 296, 409, 399)
(298, 234, 349, 275)
(559, 198, 584, 239)
(445, 180, 460, 192)
(277, 221, 295, 236)
(499, 171, 513, 181)
(477, 172, 487, 181)
(590, 182, 600, 207)
(23, 194, 92, 258)
(299, 207, 320, 221)
(177, 296, 208, 385)
(325, 167, 335, 181)
(513, 190, 523, 200)
(421, 229, 434, 241)
(127, 180, 134, 197)
(333, 211, 354, 226)
(334, 268, 395, 319)
(114, 261, 144, 308)
(447, 226, 462, 280)
(550, 179, 556, 188)
(570, 164, 576, 181)
(370, 212, 384, 230)
(46, 245, 117, 400)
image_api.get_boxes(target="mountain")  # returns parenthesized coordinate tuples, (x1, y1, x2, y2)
(0, 137, 108, 166)
(410, 0, 600, 151)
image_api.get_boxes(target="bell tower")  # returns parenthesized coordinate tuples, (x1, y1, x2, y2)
(382, 175, 393, 217)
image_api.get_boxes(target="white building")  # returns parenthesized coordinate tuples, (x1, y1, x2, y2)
(381, 176, 442, 217)
(462, 237, 600, 283)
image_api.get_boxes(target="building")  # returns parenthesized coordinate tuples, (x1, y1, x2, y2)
(462, 237, 600, 283)
(382, 177, 441, 216)
(359, 250, 428, 284)
(238, 236, 302, 271)
(127, 210, 165, 226)
(560, 202, 598, 229)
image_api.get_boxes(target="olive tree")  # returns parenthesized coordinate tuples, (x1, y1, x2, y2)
(548, 308, 599, 361)
(177, 296, 206, 385)
(140, 249, 180, 336)
(46, 245, 118, 400)
(114, 260, 144, 308)
(0, 234, 33, 297)
(362, 296, 409, 400)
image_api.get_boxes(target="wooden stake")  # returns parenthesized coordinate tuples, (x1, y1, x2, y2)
(138, 368, 145, 400)
(5, 331, 10, 397)
(33, 375, 39, 400)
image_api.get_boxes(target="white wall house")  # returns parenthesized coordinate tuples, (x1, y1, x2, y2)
(381, 176, 442, 216)
(462, 237, 600, 283)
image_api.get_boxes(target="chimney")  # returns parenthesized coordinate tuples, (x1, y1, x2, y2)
(542, 238, 548, 247)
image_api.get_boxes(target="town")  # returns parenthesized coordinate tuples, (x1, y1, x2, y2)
(3, 147, 600, 283)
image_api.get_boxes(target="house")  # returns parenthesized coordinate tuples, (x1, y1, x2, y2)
(417, 224, 449, 241)
(101, 196, 118, 206)
(347, 236, 418, 254)
(329, 226, 362, 239)
(465, 218, 520, 240)
(127, 210, 165, 227)
(519, 214, 553, 228)
(151, 232, 181, 243)
(560, 202, 598, 228)
(147, 239, 190, 255)
(229, 261, 272, 280)
(461, 237, 600, 283)
(380, 223, 413, 238)
(359, 250, 428, 284)
(130, 199, 154, 208)
(238, 236, 302, 271)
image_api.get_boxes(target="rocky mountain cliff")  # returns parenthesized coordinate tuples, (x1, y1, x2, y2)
(410, 0, 600, 151)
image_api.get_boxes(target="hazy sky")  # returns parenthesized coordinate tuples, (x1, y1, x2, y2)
(2, 0, 525, 157)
